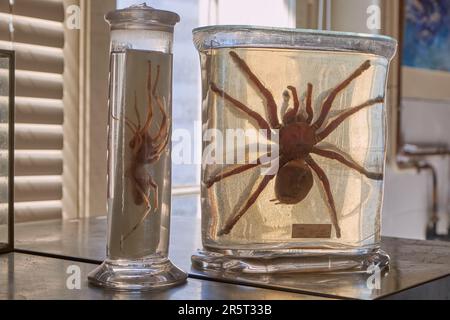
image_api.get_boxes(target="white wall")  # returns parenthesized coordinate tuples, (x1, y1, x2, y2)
(382, 100, 450, 239)
(317, 0, 450, 239)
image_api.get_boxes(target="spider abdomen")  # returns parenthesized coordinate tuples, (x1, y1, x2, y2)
(275, 160, 314, 204)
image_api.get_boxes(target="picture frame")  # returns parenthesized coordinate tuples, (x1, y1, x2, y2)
(383, 0, 450, 160)
(400, 0, 450, 102)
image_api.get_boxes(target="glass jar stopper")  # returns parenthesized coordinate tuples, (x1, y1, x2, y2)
(105, 2, 180, 31)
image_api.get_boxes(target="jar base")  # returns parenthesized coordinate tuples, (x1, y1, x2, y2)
(88, 257, 187, 291)
(191, 247, 389, 274)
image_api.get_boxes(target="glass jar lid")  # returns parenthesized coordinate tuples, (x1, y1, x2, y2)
(193, 25, 397, 61)
(105, 3, 180, 32)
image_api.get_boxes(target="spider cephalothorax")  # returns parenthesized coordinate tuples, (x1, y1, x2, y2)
(207, 50, 384, 238)
(112, 61, 170, 244)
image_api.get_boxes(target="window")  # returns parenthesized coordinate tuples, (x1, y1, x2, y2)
(0, 0, 299, 222)
(0, 0, 65, 222)
(117, 0, 202, 217)
(117, 0, 296, 218)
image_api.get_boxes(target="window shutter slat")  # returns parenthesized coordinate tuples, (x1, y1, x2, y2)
(0, 151, 63, 176)
(0, 41, 64, 74)
(0, 97, 63, 125)
(0, 13, 64, 48)
(14, 124, 63, 150)
(13, 176, 62, 202)
(14, 151, 63, 176)
(0, 0, 64, 23)
(3, 1, 65, 222)
(15, 97, 63, 124)
(15, 70, 63, 99)
(13, 200, 62, 222)
(1, 69, 63, 99)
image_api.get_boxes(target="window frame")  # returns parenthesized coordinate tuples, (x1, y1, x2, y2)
(0, 49, 15, 253)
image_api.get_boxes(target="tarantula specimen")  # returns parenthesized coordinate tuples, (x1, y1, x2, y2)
(113, 61, 170, 244)
(207, 51, 384, 238)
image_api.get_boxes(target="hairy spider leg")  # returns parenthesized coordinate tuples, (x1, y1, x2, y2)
(152, 96, 168, 142)
(218, 157, 289, 235)
(229, 51, 280, 128)
(305, 156, 342, 238)
(210, 82, 271, 132)
(218, 174, 276, 236)
(134, 91, 141, 129)
(313, 60, 371, 130)
(205, 154, 271, 188)
(152, 65, 160, 97)
(130, 168, 152, 208)
(123, 175, 159, 242)
(122, 169, 160, 240)
(285, 83, 313, 124)
(305, 83, 314, 124)
(315, 96, 384, 141)
(311, 147, 383, 180)
(111, 98, 143, 154)
(147, 123, 171, 164)
(284, 86, 302, 124)
(140, 61, 155, 134)
(145, 97, 170, 161)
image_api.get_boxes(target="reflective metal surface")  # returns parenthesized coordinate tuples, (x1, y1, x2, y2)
(15, 215, 201, 270)
(0, 253, 323, 300)
(14, 216, 450, 299)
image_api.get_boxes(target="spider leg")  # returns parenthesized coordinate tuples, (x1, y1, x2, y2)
(305, 156, 342, 238)
(284, 86, 304, 123)
(122, 175, 158, 244)
(313, 60, 371, 129)
(149, 64, 166, 141)
(142, 120, 171, 165)
(210, 82, 271, 133)
(141, 61, 154, 133)
(122, 206, 151, 243)
(133, 91, 141, 129)
(152, 96, 168, 141)
(305, 83, 314, 124)
(287, 86, 300, 114)
(315, 96, 384, 141)
(111, 93, 140, 133)
(204, 154, 270, 188)
(311, 146, 383, 180)
(148, 175, 158, 211)
(152, 64, 160, 97)
(229, 51, 280, 128)
(148, 122, 171, 162)
(150, 107, 171, 151)
(218, 174, 275, 236)
(134, 174, 152, 208)
(112, 113, 138, 132)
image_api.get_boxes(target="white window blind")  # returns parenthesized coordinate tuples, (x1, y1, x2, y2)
(0, 0, 64, 222)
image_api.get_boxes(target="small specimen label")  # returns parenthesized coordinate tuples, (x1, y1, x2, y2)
(291, 224, 332, 238)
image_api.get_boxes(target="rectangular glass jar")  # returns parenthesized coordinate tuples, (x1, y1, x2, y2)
(192, 26, 397, 273)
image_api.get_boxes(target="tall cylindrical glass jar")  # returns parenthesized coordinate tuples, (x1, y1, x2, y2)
(88, 4, 187, 290)
(192, 26, 397, 274)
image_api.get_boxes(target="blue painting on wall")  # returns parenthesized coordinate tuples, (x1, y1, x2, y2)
(403, 0, 450, 72)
